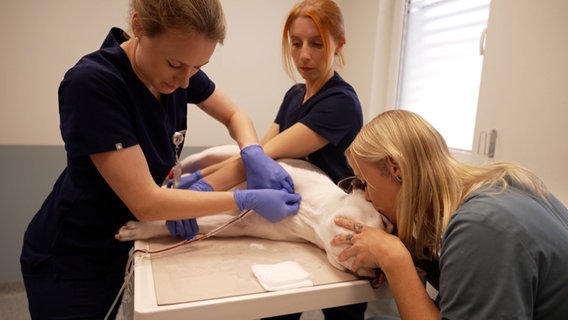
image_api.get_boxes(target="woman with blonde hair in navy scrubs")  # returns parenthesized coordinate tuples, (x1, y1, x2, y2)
(20, 0, 301, 318)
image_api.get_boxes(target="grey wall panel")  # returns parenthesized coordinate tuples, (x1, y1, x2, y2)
(0, 145, 206, 282)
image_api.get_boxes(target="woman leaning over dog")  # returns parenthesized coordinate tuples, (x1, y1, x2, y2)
(20, 0, 301, 318)
(332, 110, 568, 319)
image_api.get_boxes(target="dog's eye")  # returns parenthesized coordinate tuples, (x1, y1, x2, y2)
(337, 176, 366, 194)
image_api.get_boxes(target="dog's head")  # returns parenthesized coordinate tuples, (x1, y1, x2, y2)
(318, 190, 393, 277)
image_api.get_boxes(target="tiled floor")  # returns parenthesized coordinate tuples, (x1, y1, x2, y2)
(0, 281, 30, 320)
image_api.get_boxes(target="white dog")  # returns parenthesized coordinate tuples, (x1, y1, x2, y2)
(116, 145, 392, 276)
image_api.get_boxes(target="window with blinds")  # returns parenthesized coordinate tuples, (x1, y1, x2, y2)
(397, 0, 490, 151)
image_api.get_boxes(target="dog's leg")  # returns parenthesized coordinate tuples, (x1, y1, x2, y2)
(115, 220, 169, 241)
(115, 211, 244, 242)
(115, 145, 240, 241)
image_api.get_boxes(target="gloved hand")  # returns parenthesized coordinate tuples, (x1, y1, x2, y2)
(233, 189, 301, 222)
(179, 178, 213, 192)
(166, 178, 213, 239)
(240, 144, 294, 193)
(166, 218, 199, 240)
(166, 170, 202, 189)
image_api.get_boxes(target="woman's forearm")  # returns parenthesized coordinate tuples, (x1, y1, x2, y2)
(384, 258, 439, 320)
(202, 157, 247, 191)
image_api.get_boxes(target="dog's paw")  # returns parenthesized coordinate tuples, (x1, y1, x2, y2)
(115, 220, 170, 241)
(356, 267, 377, 278)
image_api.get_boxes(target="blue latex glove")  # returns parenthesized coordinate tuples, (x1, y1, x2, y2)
(166, 178, 213, 239)
(179, 177, 213, 192)
(240, 144, 294, 193)
(166, 218, 199, 240)
(233, 189, 301, 222)
(166, 170, 202, 189)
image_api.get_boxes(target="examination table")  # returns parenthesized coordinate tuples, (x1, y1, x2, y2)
(131, 236, 393, 319)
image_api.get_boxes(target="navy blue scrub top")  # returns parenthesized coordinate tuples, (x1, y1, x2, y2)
(21, 28, 215, 279)
(275, 72, 363, 183)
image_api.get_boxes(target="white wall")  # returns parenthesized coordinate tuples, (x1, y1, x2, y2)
(473, 0, 568, 205)
(188, 0, 296, 145)
(0, 1, 130, 145)
(0, 0, 393, 146)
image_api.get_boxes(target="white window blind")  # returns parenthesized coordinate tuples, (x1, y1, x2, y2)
(397, 0, 490, 151)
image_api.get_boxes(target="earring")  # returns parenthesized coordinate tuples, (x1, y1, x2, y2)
(396, 176, 402, 183)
